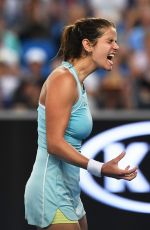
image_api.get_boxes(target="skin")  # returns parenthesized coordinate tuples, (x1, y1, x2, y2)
(37, 215, 87, 230)
(38, 26, 137, 230)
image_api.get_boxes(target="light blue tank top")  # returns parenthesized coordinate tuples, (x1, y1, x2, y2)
(24, 61, 93, 228)
(38, 61, 93, 150)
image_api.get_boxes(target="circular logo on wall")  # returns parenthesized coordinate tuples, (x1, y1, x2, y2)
(80, 121, 150, 213)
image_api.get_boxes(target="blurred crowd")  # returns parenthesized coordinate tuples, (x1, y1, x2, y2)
(0, 0, 150, 111)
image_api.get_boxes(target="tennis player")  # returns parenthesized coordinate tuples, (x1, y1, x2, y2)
(24, 17, 137, 230)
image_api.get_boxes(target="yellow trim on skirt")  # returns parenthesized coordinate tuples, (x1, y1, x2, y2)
(52, 209, 78, 224)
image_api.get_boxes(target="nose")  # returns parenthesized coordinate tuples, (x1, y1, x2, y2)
(114, 42, 119, 50)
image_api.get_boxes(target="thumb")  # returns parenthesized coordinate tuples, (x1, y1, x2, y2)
(114, 151, 126, 163)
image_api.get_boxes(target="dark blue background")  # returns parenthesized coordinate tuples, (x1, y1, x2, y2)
(1, 118, 150, 230)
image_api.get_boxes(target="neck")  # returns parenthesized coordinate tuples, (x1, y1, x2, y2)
(69, 57, 97, 84)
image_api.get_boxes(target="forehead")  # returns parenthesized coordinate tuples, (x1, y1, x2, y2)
(99, 27, 117, 39)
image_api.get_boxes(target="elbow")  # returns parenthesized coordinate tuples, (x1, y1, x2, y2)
(47, 139, 63, 154)
(47, 142, 57, 154)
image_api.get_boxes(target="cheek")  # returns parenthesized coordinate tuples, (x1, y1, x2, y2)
(92, 46, 106, 60)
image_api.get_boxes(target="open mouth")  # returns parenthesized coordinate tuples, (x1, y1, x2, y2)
(107, 54, 114, 65)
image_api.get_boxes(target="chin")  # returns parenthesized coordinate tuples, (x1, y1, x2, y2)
(104, 66, 113, 71)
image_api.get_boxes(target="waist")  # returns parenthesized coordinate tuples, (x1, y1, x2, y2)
(38, 133, 82, 151)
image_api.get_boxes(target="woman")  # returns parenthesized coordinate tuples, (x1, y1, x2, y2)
(24, 18, 137, 230)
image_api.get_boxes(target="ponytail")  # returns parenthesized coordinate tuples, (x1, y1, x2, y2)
(57, 25, 73, 60)
(57, 24, 82, 60)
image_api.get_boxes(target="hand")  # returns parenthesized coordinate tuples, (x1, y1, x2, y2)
(101, 151, 138, 181)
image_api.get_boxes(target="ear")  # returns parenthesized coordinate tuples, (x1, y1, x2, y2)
(82, 39, 93, 53)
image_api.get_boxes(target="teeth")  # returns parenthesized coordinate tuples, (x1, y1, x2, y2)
(109, 54, 114, 58)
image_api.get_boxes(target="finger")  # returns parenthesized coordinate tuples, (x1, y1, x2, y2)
(125, 166, 138, 175)
(122, 172, 137, 181)
(125, 165, 130, 170)
(119, 171, 137, 181)
(114, 151, 126, 163)
(118, 166, 137, 177)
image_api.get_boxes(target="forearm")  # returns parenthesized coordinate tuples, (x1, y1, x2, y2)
(47, 138, 89, 169)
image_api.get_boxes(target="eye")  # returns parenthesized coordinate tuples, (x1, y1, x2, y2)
(107, 39, 118, 44)
(107, 39, 113, 44)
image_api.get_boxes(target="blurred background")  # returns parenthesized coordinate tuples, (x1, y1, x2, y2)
(0, 0, 150, 230)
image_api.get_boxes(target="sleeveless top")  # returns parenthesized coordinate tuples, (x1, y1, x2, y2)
(24, 61, 93, 228)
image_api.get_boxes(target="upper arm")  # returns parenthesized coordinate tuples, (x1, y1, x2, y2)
(45, 70, 77, 147)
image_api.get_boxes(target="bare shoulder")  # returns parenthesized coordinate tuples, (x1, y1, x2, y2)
(45, 66, 78, 103)
(47, 67, 76, 87)
(39, 67, 77, 106)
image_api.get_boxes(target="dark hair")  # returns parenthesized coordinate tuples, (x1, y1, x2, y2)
(57, 17, 115, 61)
